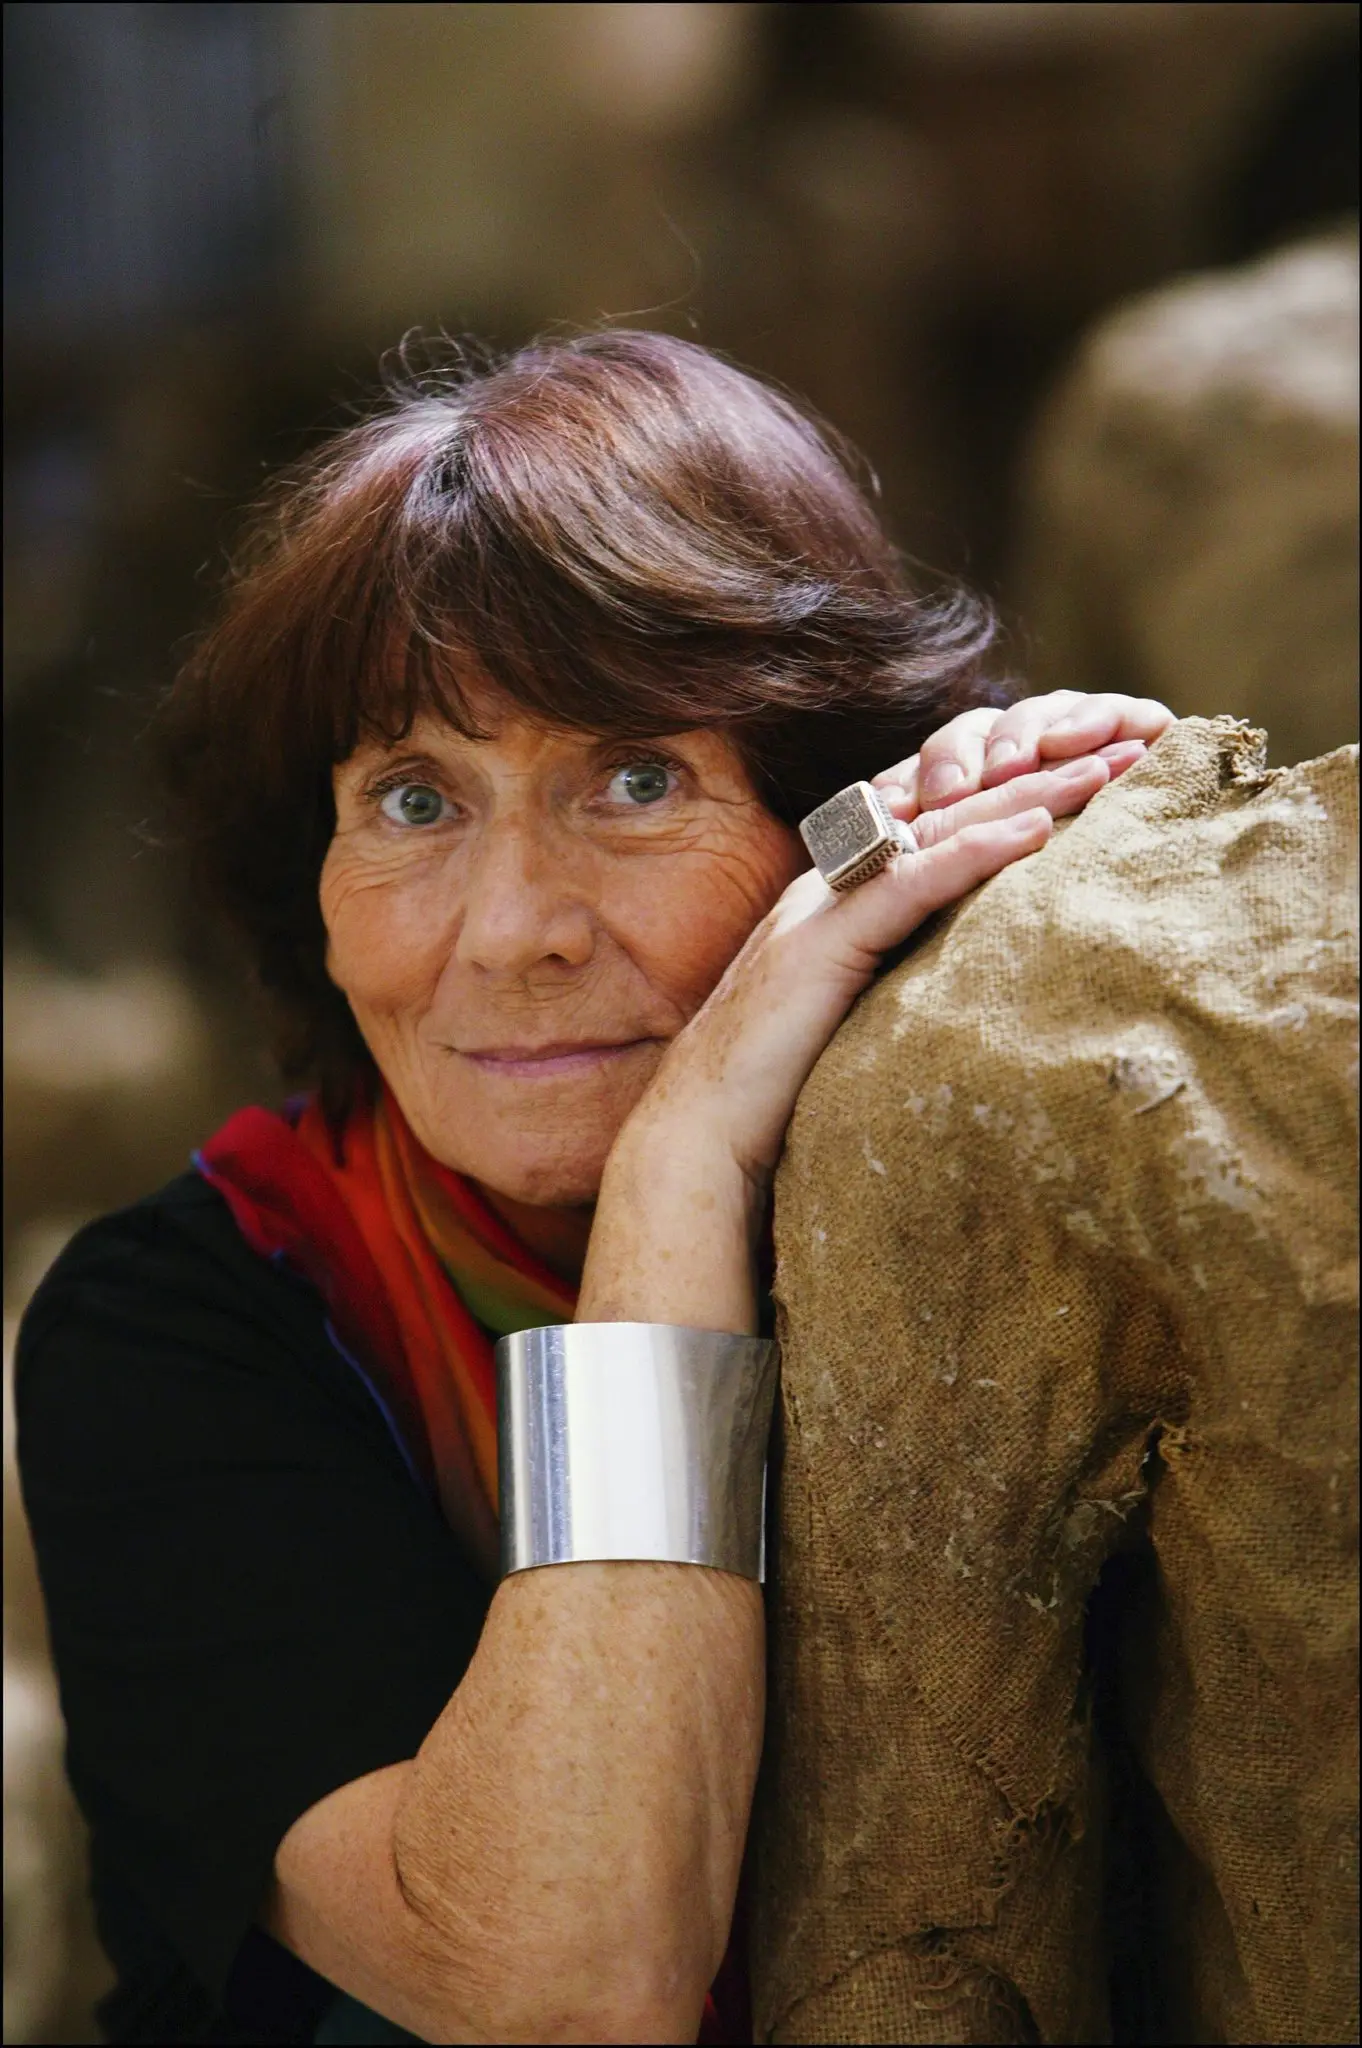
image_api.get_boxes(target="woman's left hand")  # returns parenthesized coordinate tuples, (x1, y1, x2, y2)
(873, 690, 1175, 818)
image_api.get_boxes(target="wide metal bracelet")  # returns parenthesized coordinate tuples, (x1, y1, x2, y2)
(497, 1323, 779, 1582)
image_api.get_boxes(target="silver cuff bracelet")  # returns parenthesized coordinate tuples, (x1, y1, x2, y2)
(497, 1323, 779, 1582)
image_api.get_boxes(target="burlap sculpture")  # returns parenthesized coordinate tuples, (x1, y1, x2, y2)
(1016, 231, 1359, 772)
(757, 717, 1358, 2044)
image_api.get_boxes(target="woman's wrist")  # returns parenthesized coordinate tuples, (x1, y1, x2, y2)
(578, 1107, 766, 1335)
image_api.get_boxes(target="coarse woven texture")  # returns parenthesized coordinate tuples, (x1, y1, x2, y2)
(757, 717, 1359, 2044)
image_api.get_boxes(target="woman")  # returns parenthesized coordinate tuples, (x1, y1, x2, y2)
(16, 330, 1172, 2046)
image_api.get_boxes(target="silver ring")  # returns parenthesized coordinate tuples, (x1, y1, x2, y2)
(799, 780, 912, 893)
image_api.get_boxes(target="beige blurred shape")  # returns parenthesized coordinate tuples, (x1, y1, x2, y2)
(4, 949, 228, 2045)
(1017, 229, 1360, 768)
(3, 949, 224, 1257)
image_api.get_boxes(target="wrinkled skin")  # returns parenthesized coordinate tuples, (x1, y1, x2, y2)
(323, 718, 804, 1206)
(322, 689, 1172, 1211)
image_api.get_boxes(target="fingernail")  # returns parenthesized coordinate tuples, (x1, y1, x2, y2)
(1005, 807, 1050, 835)
(986, 739, 1020, 769)
(1055, 754, 1100, 777)
(922, 762, 966, 802)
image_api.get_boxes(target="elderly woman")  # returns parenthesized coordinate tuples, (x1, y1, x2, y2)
(16, 331, 1171, 2047)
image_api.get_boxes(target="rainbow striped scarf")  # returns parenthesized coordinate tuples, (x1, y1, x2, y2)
(195, 1085, 584, 1579)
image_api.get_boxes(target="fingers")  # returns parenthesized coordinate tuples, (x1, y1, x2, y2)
(907, 752, 1108, 846)
(1037, 697, 1172, 758)
(873, 754, 921, 819)
(872, 706, 1006, 816)
(870, 691, 1170, 822)
(814, 753, 1115, 957)
(914, 707, 1003, 808)
(1094, 738, 1148, 778)
(834, 806, 1053, 956)
(975, 690, 1088, 788)
(981, 692, 1173, 787)
(880, 747, 1120, 839)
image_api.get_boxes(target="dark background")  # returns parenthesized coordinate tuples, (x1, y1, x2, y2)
(5, 2, 1357, 992)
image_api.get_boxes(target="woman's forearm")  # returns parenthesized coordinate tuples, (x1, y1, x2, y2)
(578, 1109, 767, 1335)
(390, 1129, 766, 2043)
(394, 1562, 761, 2041)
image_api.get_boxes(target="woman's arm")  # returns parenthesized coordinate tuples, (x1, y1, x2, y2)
(266, 1151, 762, 2046)
(268, 1566, 757, 2043)
(265, 740, 1166, 2043)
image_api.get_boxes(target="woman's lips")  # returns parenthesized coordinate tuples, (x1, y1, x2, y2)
(457, 1039, 657, 1080)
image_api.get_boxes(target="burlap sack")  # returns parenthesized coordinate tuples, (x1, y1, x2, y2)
(1016, 232, 1359, 773)
(758, 717, 1358, 2045)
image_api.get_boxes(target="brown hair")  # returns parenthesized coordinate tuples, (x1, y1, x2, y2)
(153, 328, 1009, 1115)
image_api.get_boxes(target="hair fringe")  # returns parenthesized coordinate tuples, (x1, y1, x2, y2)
(151, 327, 1011, 1108)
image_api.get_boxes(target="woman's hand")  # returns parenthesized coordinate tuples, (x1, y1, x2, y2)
(655, 752, 1117, 1189)
(873, 689, 1174, 817)
(583, 746, 1129, 1334)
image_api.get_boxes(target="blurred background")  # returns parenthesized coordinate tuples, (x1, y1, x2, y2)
(3, 4, 1358, 2039)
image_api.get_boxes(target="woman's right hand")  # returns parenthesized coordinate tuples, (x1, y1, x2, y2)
(581, 752, 1113, 1335)
(648, 753, 1109, 1187)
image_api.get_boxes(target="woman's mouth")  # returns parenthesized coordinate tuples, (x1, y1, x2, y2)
(456, 1039, 658, 1080)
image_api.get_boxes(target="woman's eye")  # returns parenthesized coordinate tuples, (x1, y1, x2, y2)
(605, 761, 677, 807)
(378, 782, 449, 827)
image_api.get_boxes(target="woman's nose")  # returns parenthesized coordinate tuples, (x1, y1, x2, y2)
(453, 821, 596, 976)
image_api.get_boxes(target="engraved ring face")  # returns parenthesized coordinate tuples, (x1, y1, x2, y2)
(799, 781, 907, 892)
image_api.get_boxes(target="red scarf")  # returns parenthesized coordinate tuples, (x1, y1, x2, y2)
(195, 1085, 749, 2043)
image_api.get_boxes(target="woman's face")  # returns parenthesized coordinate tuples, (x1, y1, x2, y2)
(321, 704, 804, 1205)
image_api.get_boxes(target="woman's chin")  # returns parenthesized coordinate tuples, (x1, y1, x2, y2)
(478, 1151, 606, 1210)
(403, 1046, 663, 1208)
(417, 1117, 614, 1209)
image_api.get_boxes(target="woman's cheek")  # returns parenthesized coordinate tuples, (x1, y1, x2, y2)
(320, 841, 453, 1011)
(622, 833, 800, 1018)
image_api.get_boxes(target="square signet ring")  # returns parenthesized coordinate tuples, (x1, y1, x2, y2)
(799, 780, 911, 893)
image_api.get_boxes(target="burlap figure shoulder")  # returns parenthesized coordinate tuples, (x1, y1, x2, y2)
(758, 717, 1358, 2045)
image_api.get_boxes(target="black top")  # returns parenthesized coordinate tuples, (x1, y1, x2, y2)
(15, 1170, 492, 2045)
